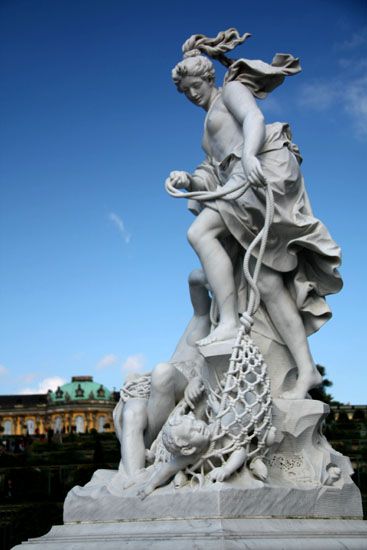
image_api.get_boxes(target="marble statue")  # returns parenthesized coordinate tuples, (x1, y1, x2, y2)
(166, 28, 342, 401)
(16, 28, 366, 550)
(63, 28, 357, 510)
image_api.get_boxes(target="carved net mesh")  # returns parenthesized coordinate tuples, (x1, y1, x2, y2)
(120, 374, 151, 402)
(190, 328, 272, 474)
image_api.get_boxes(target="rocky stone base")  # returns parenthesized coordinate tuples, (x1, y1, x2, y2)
(62, 467, 363, 522)
(12, 518, 367, 549)
(60, 395, 363, 524)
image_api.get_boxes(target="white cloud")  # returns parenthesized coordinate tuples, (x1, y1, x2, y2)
(122, 354, 145, 374)
(298, 75, 367, 137)
(298, 80, 340, 111)
(343, 75, 367, 136)
(20, 376, 66, 395)
(109, 212, 131, 244)
(338, 57, 367, 71)
(96, 353, 118, 370)
(337, 28, 367, 51)
(297, 24, 367, 138)
(0, 364, 8, 376)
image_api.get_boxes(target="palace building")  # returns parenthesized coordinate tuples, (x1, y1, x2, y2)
(1, 375, 366, 443)
(0, 376, 117, 435)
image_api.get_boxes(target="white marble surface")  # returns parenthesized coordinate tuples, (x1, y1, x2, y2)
(63, 469, 362, 523)
(12, 518, 367, 549)
(62, 395, 363, 523)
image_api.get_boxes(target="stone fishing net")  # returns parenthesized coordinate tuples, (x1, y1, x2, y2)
(167, 174, 275, 476)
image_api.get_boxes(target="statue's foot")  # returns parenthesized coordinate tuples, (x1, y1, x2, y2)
(196, 323, 238, 346)
(121, 476, 135, 490)
(281, 368, 322, 400)
(186, 314, 211, 346)
(119, 467, 147, 490)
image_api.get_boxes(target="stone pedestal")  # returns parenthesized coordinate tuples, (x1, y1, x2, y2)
(57, 392, 362, 523)
(12, 517, 367, 549)
(60, 467, 363, 523)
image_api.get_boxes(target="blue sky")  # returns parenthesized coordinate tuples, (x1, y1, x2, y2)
(0, 0, 366, 403)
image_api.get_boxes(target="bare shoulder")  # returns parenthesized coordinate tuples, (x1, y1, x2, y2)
(222, 81, 255, 104)
(222, 81, 259, 121)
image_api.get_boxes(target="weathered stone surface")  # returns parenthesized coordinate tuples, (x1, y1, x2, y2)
(12, 518, 367, 549)
(63, 468, 362, 523)
(269, 399, 355, 487)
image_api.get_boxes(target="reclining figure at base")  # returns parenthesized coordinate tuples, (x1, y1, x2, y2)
(115, 339, 277, 498)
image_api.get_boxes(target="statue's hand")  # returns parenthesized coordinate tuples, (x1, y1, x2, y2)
(165, 170, 192, 190)
(243, 155, 266, 187)
(136, 482, 154, 500)
(145, 448, 155, 464)
(207, 392, 220, 415)
(184, 376, 204, 409)
(208, 466, 229, 482)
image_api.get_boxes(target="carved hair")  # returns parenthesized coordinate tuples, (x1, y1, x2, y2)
(161, 412, 188, 455)
(172, 55, 215, 88)
(172, 28, 250, 87)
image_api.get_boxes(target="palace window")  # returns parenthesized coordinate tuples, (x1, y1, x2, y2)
(98, 415, 106, 433)
(75, 415, 85, 433)
(97, 385, 105, 398)
(75, 384, 84, 398)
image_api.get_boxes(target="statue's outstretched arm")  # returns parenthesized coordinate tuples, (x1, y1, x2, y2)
(136, 454, 192, 500)
(208, 447, 247, 482)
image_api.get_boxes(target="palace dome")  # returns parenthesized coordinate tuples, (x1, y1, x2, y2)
(50, 375, 111, 402)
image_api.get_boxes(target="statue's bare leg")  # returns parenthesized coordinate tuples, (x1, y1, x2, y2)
(187, 207, 239, 345)
(257, 263, 322, 399)
(180, 269, 211, 346)
(121, 398, 148, 477)
(145, 363, 187, 445)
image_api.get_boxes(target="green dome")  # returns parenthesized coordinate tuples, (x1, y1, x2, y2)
(50, 376, 111, 402)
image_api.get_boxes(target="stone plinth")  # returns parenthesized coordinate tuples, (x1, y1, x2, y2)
(61, 468, 362, 523)
(60, 393, 362, 523)
(12, 518, 367, 549)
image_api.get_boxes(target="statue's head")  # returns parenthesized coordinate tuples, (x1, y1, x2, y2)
(162, 409, 210, 457)
(172, 53, 215, 108)
(172, 52, 215, 87)
(172, 29, 250, 106)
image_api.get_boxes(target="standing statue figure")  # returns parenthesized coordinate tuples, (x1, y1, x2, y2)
(166, 29, 342, 400)
(18, 30, 365, 549)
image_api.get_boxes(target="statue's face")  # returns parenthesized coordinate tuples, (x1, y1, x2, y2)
(173, 412, 210, 452)
(178, 75, 214, 109)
